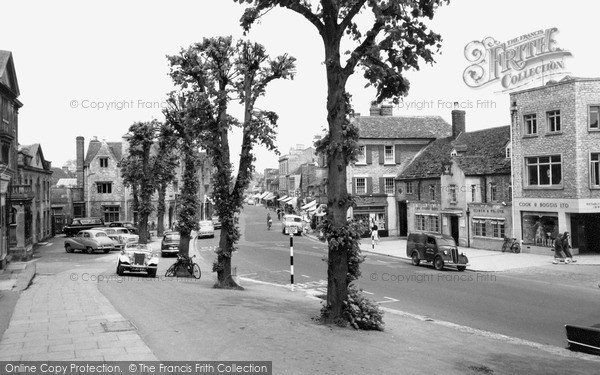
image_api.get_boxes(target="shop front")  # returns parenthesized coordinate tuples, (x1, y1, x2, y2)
(514, 198, 600, 255)
(467, 203, 513, 251)
(351, 195, 388, 237)
(407, 203, 442, 236)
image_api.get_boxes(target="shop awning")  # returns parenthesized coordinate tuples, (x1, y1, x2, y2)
(264, 192, 276, 200)
(259, 192, 270, 199)
(354, 195, 387, 207)
(253, 193, 262, 198)
(307, 206, 317, 212)
(286, 197, 298, 206)
(277, 195, 289, 201)
(301, 200, 317, 210)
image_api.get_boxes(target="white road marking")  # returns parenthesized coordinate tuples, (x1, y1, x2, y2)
(301, 275, 310, 278)
(377, 296, 399, 304)
(363, 291, 374, 295)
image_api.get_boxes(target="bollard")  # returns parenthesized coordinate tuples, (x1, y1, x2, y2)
(290, 231, 294, 291)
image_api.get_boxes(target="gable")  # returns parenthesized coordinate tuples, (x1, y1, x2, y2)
(0, 50, 20, 97)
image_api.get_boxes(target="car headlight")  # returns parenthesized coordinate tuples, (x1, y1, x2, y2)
(443, 250, 448, 255)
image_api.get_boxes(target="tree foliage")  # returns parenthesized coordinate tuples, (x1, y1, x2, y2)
(166, 36, 295, 288)
(236, 0, 447, 326)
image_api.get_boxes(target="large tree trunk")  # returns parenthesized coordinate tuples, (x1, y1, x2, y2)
(323, 33, 351, 323)
(156, 183, 166, 237)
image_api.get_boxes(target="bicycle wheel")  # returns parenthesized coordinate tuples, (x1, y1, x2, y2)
(192, 263, 201, 279)
(165, 263, 177, 277)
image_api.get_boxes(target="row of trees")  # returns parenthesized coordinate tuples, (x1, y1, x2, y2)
(120, 0, 447, 328)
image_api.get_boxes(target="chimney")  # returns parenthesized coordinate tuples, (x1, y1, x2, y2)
(122, 133, 131, 159)
(451, 109, 466, 139)
(380, 104, 393, 116)
(369, 102, 381, 116)
(76, 136, 84, 188)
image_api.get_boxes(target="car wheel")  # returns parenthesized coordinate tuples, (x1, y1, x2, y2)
(65, 244, 73, 253)
(433, 256, 444, 271)
(147, 269, 156, 278)
(161, 252, 166, 257)
(457, 266, 466, 272)
(86, 247, 94, 254)
(116, 261, 124, 276)
(103, 249, 110, 254)
(411, 252, 420, 266)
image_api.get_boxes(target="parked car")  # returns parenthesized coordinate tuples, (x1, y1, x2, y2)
(93, 227, 138, 249)
(161, 232, 180, 257)
(246, 199, 255, 205)
(64, 229, 116, 254)
(197, 220, 215, 238)
(109, 221, 151, 238)
(406, 232, 469, 271)
(63, 217, 105, 237)
(211, 215, 222, 229)
(282, 214, 303, 235)
(116, 243, 158, 277)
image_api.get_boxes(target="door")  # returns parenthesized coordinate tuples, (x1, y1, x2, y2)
(450, 216, 459, 244)
(398, 201, 408, 237)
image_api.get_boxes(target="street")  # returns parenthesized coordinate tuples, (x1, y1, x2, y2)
(28, 204, 600, 355)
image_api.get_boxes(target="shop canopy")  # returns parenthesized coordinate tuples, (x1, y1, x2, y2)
(282, 197, 293, 203)
(277, 195, 289, 201)
(263, 192, 276, 200)
(286, 197, 298, 206)
(301, 200, 317, 210)
(259, 191, 270, 199)
(253, 193, 262, 198)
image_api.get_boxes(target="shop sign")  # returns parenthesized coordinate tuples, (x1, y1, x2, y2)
(515, 198, 600, 213)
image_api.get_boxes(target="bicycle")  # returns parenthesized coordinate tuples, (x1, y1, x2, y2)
(267, 219, 272, 230)
(165, 254, 201, 279)
(501, 237, 521, 253)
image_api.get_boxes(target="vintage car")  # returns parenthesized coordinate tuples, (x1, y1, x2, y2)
(406, 232, 469, 271)
(211, 215, 222, 230)
(282, 214, 303, 235)
(93, 227, 138, 249)
(197, 220, 215, 238)
(108, 221, 139, 234)
(64, 229, 116, 254)
(63, 217, 105, 237)
(116, 243, 159, 277)
(161, 232, 180, 257)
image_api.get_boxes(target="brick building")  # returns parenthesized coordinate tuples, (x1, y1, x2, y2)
(278, 144, 318, 198)
(510, 76, 600, 255)
(348, 103, 451, 237)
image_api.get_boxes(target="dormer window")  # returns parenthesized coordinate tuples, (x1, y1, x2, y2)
(99, 158, 109, 168)
(450, 149, 458, 157)
(505, 145, 511, 159)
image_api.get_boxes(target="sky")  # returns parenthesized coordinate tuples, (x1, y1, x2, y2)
(2, 0, 598, 174)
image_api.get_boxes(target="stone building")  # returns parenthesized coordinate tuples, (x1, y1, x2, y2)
(510, 76, 600, 255)
(278, 144, 318, 198)
(348, 103, 451, 237)
(397, 111, 512, 250)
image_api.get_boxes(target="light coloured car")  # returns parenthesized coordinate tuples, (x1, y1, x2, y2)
(282, 214, 303, 235)
(92, 227, 138, 249)
(116, 243, 159, 277)
(246, 199, 255, 205)
(64, 229, 116, 254)
(197, 220, 215, 238)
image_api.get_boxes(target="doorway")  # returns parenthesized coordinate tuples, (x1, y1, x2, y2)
(398, 201, 407, 237)
(450, 216, 459, 244)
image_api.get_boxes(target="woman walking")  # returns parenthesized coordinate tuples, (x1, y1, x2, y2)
(553, 233, 564, 264)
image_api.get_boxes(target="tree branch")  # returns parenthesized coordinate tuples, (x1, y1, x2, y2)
(339, 0, 366, 32)
(342, 19, 384, 77)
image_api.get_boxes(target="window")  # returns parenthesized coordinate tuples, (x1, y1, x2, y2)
(384, 145, 394, 164)
(103, 206, 120, 223)
(415, 214, 439, 232)
(406, 182, 413, 194)
(505, 145, 511, 159)
(97, 182, 112, 194)
(547, 110, 561, 133)
(526, 155, 562, 186)
(589, 106, 600, 130)
(473, 219, 487, 237)
(470, 185, 477, 202)
(429, 185, 436, 201)
(521, 214, 558, 247)
(355, 178, 366, 194)
(524, 114, 537, 135)
(490, 183, 498, 202)
(449, 185, 457, 203)
(99, 158, 109, 168)
(356, 145, 366, 164)
(592, 153, 600, 187)
(384, 178, 395, 194)
(491, 220, 506, 238)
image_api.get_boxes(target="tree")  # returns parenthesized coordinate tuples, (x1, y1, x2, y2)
(154, 124, 179, 237)
(237, 0, 447, 324)
(167, 36, 295, 288)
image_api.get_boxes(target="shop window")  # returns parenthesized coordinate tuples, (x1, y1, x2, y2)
(384, 145, 394, 164)
(406, 182, 413, 194)
(473, 219, 486, 237)
(526, 155, 562, 186)
(546, 110, 561, 133)
(591, 153, 600, 187)
(491, 220, 505, 238)
(97, 182, 112, 194)
(522, 214, 558, 247)
(524, 114, 537, 135)
(355, 178, 366, 195)
(384, 178, 395, 194)
(415, 214, 439, 232)
(589, 106, 600, 130)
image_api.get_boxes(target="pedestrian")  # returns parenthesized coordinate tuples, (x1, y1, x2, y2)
(371, 224, 379, 244)
(267, 212, 272, 230)
(561, 232, 577, 263)
(553, 233, 564, 264)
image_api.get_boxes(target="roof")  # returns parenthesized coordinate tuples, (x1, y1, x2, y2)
(0, 50, 20, 98)
(56, 178, 78, 187)
(353, 115, 451, 139)
(84, 139, 122, 166)
(398, 125, 511, 179)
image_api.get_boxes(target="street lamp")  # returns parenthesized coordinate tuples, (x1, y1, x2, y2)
(466, 207, 470, 248)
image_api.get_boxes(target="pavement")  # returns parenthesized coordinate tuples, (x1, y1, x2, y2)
(0, 233, 600, 374)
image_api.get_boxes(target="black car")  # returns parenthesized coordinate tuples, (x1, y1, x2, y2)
(161, 232, 180, 257)
(63, 217, 105, 237)
(406, 232, 469, 271)
(108, 221, 139, 234)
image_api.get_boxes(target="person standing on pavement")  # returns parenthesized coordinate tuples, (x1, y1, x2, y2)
(553, 233, 564, 264)
(371, 224, 379, 244)
(561, 232, 577, 263)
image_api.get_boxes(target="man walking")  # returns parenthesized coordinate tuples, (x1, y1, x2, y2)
(553, 233, 564, 264)
(561, 232, 577, 264)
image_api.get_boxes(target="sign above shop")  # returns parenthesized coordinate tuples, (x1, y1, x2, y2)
(514, 198, 600, 213)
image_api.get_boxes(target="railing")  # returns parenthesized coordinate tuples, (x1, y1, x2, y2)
(0, 121, 15, 139)
(10, 184, 34, 201)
